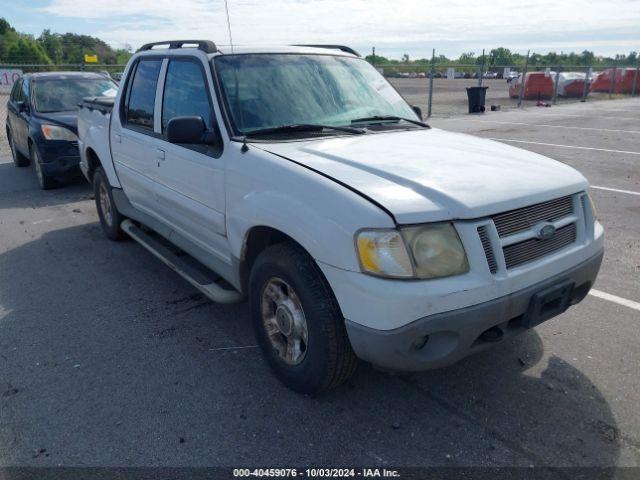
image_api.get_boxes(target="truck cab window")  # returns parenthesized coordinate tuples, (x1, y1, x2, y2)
(125, 59, 162, 130)
(162, 60, 213, 132)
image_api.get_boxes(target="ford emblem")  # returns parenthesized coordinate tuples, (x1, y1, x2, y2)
(537, 223, 556, 240)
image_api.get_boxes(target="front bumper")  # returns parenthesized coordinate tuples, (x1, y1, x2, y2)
(37, 141, 81, 178)
(345, 249, 603, 372)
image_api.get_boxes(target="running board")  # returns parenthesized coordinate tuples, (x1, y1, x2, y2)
(121, 220, 243, 304)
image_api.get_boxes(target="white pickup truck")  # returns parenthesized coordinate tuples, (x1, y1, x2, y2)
(78, 40, 604, 394)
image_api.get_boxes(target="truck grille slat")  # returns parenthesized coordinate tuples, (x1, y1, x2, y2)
(503, 223, 577, 269)
(477, 226, 498, 274)
(493, 196, 574, 237)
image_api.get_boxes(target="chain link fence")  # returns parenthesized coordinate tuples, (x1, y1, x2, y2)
(379, 63, 639, 118)
(1, 60, 639, 156)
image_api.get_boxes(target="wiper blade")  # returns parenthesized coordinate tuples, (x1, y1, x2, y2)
(244, 123, 365, 136)
(350, 115, 430, 128)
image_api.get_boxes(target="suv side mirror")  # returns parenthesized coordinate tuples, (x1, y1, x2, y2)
(167, 116, 206, 144)
(411, 105, 423, 119)
(16, 101, 28, 113)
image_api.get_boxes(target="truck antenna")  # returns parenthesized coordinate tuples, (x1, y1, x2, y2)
(224, 0, 235, 53)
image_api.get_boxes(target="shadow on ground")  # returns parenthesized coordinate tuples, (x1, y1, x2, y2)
(0, 161, 90, 210)
(0, 223, 621, 469)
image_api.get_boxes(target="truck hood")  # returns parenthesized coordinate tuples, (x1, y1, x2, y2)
(260, 128, 588, 224)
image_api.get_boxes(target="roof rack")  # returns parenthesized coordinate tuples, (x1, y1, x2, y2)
(293, 45, 360, 57)
(137, 40, 217, 54)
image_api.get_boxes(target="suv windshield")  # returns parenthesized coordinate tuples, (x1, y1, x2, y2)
(214, 54, 419, 135)
(32, 77, 118, 113)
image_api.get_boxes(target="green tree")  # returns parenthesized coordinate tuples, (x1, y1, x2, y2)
(488, 47, 513, 66)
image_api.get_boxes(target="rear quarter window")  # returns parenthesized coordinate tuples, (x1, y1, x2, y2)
(125, 59, 163, 131)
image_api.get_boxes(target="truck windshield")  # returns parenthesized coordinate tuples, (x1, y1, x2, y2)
(214, 54, 418, 135)
(32, 77, 118, 113)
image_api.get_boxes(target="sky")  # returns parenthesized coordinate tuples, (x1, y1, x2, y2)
(2, 0, 639, 59)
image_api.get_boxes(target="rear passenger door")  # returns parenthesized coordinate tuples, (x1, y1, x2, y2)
(10, 79, 31, 155)
(110, 57, 163, 216)
(153, 58, 228, 258)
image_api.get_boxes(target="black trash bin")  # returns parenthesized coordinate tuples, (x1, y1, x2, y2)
(466, 86, 488, 113)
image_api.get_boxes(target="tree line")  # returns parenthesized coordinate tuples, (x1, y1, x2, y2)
(367, 47, 639, 69)
(0, 17, 132, 65)
(1, 17, 637, 68)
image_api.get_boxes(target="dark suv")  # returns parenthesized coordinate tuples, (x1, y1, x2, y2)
(5, 72, 117, 189)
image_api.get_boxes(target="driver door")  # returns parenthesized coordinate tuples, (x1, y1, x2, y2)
(153, 58, 228, 260)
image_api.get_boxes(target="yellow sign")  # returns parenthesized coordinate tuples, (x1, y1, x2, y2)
(84, 54, 98, 63)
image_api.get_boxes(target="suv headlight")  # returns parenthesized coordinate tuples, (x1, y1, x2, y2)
(41, 124, 78, 141)
(356, 223, 469, 279)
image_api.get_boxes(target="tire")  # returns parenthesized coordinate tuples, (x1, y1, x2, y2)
(30, 144, 57, 190)
(93, 166, 126, 241)
(249, 242, 358, 394)
(8, 130, 29, 167)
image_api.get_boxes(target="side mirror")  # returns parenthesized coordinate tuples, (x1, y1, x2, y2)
(167, 116, 206, 144)
(412, 105, 423, 119)
(16, 101, 28, 113)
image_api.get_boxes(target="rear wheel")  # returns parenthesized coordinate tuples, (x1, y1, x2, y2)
(8, 131, 29, 167)
(249, 242, 358, 394)
(30, 144, 57, 190)
(93, 166, 126, 241)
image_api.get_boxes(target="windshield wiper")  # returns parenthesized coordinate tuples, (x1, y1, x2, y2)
(350, 115, 430, 128)
(243, 123, 365, 137)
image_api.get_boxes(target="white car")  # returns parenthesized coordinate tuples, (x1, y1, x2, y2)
(78, 41, 604, 394)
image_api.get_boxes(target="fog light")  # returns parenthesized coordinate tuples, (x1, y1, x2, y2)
(412, 335, 430, 350)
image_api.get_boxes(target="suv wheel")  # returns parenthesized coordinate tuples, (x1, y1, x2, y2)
(30, 144, 56, 190)
(8, 131, 29, 167)
(249, 242, 358, 394)
(93, 166, 126, 241)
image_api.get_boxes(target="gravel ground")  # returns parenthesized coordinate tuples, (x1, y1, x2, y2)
(0, 87, 638, 474)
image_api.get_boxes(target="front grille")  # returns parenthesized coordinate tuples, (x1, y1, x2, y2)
(503, 223, 577, 269)
(477, 226, 498, 273)
(493, 196, 574, 237)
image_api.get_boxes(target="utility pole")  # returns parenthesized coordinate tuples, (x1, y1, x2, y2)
(517, 50, 530, 108)
(427, 48, 435, 118)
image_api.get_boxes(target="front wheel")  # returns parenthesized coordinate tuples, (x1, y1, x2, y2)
(93, 166, 126, 241)
(9, 131, 29, 167)
(30, 144, 56, 190)
(249, 242, 358, 394)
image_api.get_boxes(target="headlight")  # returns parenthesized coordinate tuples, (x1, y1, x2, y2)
(355, 223, 469, 279)
(356, 230, 414, 278)
(41, 124, 78, 141)
(401, 223, 469, 279)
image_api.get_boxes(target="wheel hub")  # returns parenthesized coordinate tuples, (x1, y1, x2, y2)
(275, 305, 294, 336)
(261, 277, 308, 365)
(99, 183, 113, 226)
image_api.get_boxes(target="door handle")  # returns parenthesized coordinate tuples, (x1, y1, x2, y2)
(113, 134, 121, 144)
(156, 149, 165, 161)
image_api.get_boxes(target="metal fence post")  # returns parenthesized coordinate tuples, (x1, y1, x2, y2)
(517, 50, 530, 108)
(427, 48, 435, 118)
(552, 66, 560, 104)
(632, 60, 639, 97)
(581, 65, 591, 102)
(478, 49, 485, 87)
(608, 66, 616, 99)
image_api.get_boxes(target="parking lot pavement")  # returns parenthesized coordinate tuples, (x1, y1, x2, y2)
(1, 98, 639, 469)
